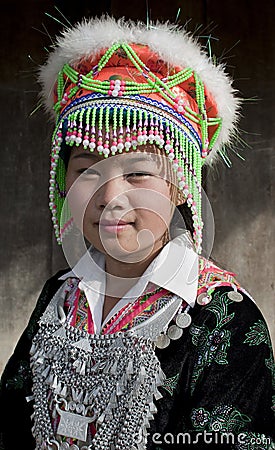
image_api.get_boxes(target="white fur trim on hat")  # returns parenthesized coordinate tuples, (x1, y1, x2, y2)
(38, 16, 241, 165)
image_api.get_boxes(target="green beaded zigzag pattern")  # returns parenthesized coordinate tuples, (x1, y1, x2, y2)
(54, 42, 222, 153)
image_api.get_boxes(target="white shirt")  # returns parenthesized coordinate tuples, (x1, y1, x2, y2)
(58, 232, 199, 333)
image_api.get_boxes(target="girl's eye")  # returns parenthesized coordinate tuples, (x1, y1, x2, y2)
(77, 168, 99, 176)
(126, 172, 152, 179)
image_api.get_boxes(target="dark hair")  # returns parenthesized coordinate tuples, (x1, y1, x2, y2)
(176, 202, 194, 236)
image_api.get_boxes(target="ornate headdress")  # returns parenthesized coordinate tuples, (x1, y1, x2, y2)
(39, 16, 240, 254)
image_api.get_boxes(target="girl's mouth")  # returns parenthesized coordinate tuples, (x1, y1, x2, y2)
(96, 220, 134, 233)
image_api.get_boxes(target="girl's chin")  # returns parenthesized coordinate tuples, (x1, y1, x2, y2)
(92, 238, 164, 263)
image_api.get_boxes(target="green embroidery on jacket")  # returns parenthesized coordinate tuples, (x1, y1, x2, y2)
(189, 291, 235, 393)
(161, 373, 180, 396)
(244, 319, 275, 402)
(191, 404, 251, 432)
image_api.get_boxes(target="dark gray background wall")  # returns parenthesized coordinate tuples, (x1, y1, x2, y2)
(1, 0, 274, 372)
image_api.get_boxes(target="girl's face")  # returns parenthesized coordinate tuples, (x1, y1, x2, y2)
(66, 145, 180, 263)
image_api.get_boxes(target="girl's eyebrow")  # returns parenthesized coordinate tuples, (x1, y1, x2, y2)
(71, 153, 100, 160)
(127, 154, 159, 163)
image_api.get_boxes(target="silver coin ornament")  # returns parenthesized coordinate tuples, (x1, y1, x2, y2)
(176, 313, 192, 328)
(155, 306, 192, 348)
(197, 293, 212, 306)
(227, 290, 243, 302)
(155, 333, 170, 349)
(167, 325, 183, 340)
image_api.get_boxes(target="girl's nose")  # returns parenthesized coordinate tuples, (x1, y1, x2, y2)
(95, 177, 130, 210)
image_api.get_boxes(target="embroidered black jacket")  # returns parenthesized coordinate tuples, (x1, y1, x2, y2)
(0, 269, 274, 450)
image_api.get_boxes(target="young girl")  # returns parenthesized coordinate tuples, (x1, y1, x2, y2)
(0, 17, 274, 450)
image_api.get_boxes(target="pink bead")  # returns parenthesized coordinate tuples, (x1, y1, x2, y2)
(187, 194, 192, 199)
(108, 90, 112, 95)
(118, 91, 123, 96)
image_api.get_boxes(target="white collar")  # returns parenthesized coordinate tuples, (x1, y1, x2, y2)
(58, 232, 198, 307)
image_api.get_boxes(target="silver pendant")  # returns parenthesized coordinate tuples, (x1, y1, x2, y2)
(197, 293, 211, 306)
(155, 333, 170, 349)
(167, 325, 183, 340)
(227, 290, 243, 302)
(57, 407, 94, 441)
(175, 313, 192, 328)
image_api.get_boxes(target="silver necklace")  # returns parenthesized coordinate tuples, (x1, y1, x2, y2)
(30, 284, 167, 450)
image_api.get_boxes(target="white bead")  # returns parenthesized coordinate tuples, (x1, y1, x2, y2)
(178, 106, 184, 112)
(148, 134, 154, 141)
(159, 139, 165, 146)
(168, 153, 174, 160)
(112, 90, 119, 97)
(165, 144, 172, 151)
(89, 142, 96, 149)
(137, 135, 143, 143)
(131, 140, 138, 147)
(117, 143, 124, 150)
(178, 99, 184, 105)
(111, 145, 117, 153)
(75, 137, 82, 144)
(97, 145, 104, 152)
(103, 148, 110, 155)
(179, 181, 185, 188)
(125, 142, 131, 149)
(83, 139, 89, 147)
